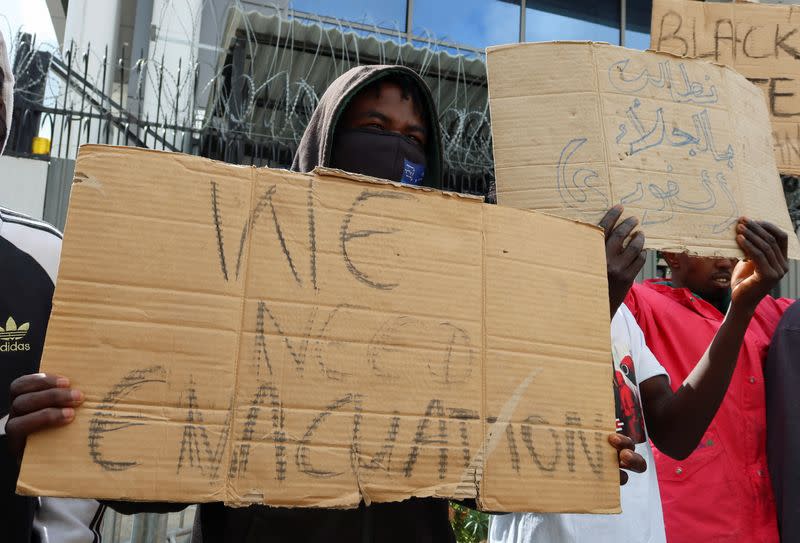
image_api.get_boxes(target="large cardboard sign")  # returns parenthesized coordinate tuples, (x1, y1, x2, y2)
(17, 146, 619, 513)
(487, 42, 800, 258)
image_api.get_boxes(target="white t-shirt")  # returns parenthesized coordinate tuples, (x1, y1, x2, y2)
(489, 304, 668, 543)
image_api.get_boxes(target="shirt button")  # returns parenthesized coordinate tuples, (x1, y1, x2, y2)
(757, 470, 764, 476)
(675, 467, 683, 475)
(749, 376, 756, 384)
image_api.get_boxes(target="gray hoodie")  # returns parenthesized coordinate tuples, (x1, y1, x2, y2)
(291, 64, 444, 189)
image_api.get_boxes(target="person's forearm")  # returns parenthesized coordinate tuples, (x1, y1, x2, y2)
(649, 302, 754, 459)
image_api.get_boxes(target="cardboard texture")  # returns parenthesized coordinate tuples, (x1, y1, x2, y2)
(487, 42, 800, 259)
(651, 0, 800, 175)
(17, 145, 618, 513)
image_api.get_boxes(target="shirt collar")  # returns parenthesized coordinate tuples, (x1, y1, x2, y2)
(643, 279, 729, 319)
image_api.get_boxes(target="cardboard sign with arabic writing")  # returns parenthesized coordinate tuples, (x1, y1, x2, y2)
(651, 0, 800, 175)
(487, 42, 800, 259)
(17, 145, 619, 513)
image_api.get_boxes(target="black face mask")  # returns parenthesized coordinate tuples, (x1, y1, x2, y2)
(330, 128, 427, 185)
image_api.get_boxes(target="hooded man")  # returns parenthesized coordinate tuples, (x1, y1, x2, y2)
(184, 64, 454, 543)
(172, 65, 449, 542)
(186, 67, 455, 543)
(0, 31, 105, 542)
(292, 64, 443, 188)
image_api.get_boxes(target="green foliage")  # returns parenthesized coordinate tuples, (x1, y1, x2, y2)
(450, 502, 489, 543)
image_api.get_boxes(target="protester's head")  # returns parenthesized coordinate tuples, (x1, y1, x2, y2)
(291, 65, 443, 188)
(330, 74, 429, 185)
(0, 31, 14, 154)
(663, 252, 738, 304)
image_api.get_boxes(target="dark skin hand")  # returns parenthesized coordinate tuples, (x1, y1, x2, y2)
(639, 218, 789, 460)
(612, 433, 646, 485)
(599, 205, 646, 318)
(6, 373, 83, 462)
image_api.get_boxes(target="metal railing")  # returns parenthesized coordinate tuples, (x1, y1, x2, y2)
(10, 35, 299, 166)
(8, 28, 494, 196)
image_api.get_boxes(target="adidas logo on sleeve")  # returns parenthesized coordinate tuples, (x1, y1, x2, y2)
(0, 316, 31, 352)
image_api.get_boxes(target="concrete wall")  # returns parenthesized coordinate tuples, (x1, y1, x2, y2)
(42, 158, 75, 231)
(0, 156, 48, 219)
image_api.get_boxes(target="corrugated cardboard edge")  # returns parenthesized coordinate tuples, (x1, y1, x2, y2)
(487, 41, 764, 101)
(71, 145, 490, 205)
(16, 482, 231, 504)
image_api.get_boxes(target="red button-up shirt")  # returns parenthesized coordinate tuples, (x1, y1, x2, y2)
(625, 280, 792, 543)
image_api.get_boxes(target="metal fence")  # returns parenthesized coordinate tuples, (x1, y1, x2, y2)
(8, 26, 493, 196)
(9, 34, 296, 167)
